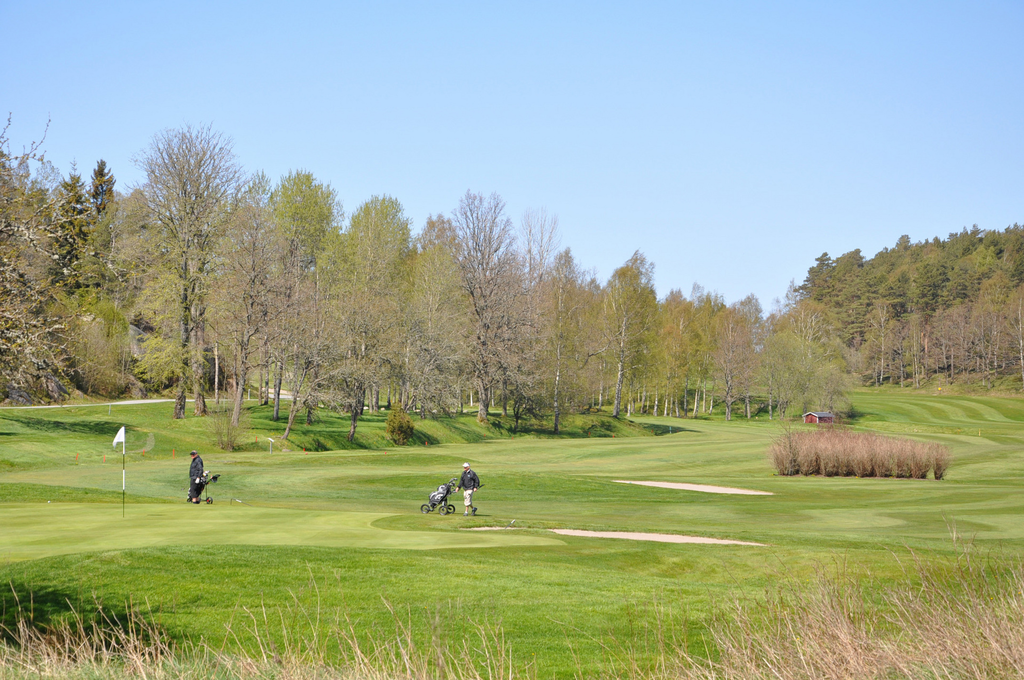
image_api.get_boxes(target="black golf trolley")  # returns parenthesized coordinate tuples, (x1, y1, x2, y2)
(421, 477, 457, 515)
(189, 470, 221, 504)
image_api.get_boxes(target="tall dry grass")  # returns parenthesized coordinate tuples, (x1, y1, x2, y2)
(0, 588, 525, 680)
(767, 427, 951, 479)
(672, 537, 1024, 679)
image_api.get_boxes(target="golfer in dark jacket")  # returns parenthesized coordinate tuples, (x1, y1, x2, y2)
(188, 450, 204, 504)
(456, 462, 480, 516)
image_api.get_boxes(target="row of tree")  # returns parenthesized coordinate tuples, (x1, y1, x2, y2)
(2, 123, 878, 440)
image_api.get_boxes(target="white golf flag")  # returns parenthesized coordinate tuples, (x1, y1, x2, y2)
(113, 426, 126, 448)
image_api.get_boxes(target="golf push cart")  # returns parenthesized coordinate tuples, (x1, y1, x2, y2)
(421, 477, 457, 515)
(189, 470, 221, 504)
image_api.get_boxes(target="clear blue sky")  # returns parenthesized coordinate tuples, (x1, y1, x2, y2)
(4, 1, 1022, 306)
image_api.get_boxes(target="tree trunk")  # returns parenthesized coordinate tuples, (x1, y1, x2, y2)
(262, 351, 270, 406)
(191, 322, 207, 417)
(553, 362, 562, 435)
(348, 388, 365, 442)
(174, 387, 186, 419)
(258, 359, 264, 407)
(613, 355, 625, 418)
(214, 343, 220, 405)
(501, 378, 508, 417)
(476, 378, 489, 422)
(231, 363, 246, 428)
(272, 360, 283, 421)
(282, 362, 309, 440)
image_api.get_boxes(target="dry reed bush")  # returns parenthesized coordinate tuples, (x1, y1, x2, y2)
(932, 446, 951, 480)
(767, 429, 800, 477)
(671, 538, 1024, 679)
(767, 428, 951, 480)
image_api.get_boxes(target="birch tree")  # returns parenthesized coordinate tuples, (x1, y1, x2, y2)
(269, 171, 340, 438)
(333, 195, 411, 441)
(604, 252, 657, 418)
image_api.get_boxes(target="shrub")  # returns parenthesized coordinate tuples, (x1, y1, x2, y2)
(768, 428, 800, 476)
(933, 446, 951, 480)
(767, 428, 951, 480)
(208, 405, 250, 452)
(385, 405, 415, 445)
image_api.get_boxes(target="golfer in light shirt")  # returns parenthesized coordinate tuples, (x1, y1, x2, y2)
(456, 462, 480, 516)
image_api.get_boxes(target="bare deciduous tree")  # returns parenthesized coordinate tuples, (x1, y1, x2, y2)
(214, 174, 278, 427)
(138, 125, 243, 418)
(451, 191, 521, 422)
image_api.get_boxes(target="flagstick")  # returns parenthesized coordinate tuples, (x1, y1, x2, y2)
(122, 438, 126, 518)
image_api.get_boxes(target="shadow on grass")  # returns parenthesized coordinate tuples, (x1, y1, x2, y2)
(1, 582, 112, 639)
(0, 415, 127, 437)
(843, 404, 868, 424)
(637, 422, 696, 436)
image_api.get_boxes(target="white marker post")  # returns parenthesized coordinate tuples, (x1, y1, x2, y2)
(112, 426, 126, 517)
(267, 437, 274, 455)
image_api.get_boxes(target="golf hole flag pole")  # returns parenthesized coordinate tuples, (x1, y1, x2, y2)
(113, 426, 126, 517)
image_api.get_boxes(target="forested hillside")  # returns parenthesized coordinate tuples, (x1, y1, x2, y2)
(799, 227, 1024, 388)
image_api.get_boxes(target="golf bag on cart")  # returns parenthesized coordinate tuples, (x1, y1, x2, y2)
(421, 477, 457, 515)
(189, 471, 221, 504)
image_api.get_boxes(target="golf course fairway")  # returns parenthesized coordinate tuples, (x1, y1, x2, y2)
(2, 390, 1024, 677)
(0, 504, 564, 561)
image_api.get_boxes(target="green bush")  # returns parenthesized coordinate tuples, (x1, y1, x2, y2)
(385, 405, 415, 445)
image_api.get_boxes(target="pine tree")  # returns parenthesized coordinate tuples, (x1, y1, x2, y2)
(50, 168, 92, 288)
(90, 159, 115, 216)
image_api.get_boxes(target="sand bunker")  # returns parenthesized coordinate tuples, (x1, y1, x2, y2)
(550, 529, 765, 546)
(614, 480, 773, 495)
(465, 527, 764, 546)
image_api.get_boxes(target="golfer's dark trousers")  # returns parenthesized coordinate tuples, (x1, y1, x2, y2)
(189, 481, 202, 500)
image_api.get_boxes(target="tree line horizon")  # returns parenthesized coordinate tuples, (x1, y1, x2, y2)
(3, 122, 1023, 441)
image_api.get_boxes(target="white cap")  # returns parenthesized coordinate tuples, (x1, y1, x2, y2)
(463, 462, 470, 468)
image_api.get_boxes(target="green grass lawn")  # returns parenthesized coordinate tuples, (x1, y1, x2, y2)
(2, 390, 1023, 677)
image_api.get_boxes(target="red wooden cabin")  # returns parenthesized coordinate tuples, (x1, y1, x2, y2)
(803, 411, 834, 425)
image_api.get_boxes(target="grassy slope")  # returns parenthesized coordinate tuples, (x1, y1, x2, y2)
(0, 401, 651, 469)
(1, 390, 1023, 677)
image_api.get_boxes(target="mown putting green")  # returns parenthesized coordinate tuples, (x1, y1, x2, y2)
(1, 390, 1023, 677)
